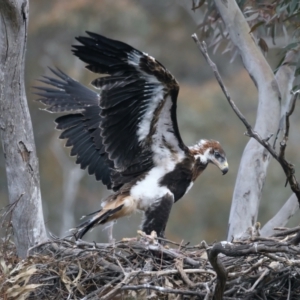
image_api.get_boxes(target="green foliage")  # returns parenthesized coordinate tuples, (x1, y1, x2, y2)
(193, 0, 300, 92)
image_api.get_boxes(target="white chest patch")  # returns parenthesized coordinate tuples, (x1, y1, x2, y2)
(130, 166, 173, 211)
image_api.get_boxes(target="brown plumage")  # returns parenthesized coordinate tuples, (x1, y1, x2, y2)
(35, 33, 229, 241)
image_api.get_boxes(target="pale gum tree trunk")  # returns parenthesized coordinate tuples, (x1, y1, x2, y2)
(261, 194, 299, 236)
(0, 0, 47, 257)
(261, 47, 300, 236)
(212, 0, 282, 240)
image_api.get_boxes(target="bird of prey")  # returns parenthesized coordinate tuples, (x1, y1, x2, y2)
(36, 32, 228, 241)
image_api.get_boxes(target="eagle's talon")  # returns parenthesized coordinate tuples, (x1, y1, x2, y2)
(136, 230, 159, 245)
(37, 32, 228, 242)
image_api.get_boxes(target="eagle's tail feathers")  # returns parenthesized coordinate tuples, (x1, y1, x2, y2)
(74, 205, 124, 240)
(80, 208, 103, 219)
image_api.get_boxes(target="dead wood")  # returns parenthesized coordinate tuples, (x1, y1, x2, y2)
(1, 227, 300, 300)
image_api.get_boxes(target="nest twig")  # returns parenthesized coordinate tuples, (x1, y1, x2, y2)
(1, 228, 300, 299)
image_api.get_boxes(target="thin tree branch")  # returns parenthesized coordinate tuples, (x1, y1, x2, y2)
(191, 33, 300, 206)
(244, 269, 269, 292)
(274, 46, 300, 146)
(191, 35, 251, 132)
(78, 239, 201, 267)
(205, 239, 300, 299)
(271, 225, 300, 241)
(279, 91, 298, 162)
(175, 259, 209, 288)
(228, 258, 267, 279)
(121, 284, 205, 297)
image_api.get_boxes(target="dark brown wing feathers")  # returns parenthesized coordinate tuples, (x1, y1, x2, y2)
(36, 33, 186, 192)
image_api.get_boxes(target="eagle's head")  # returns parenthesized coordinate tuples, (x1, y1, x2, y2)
(189, 139, 228, 175)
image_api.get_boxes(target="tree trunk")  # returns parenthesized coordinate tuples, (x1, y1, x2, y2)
(0, 0, 47, 258)
(212, 0, 281, 240)
(261, 193, 299, 236)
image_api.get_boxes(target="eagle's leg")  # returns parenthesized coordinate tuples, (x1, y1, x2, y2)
(141, 193, 174, 240)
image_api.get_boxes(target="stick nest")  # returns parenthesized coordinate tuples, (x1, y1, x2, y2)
(1, 228, 300, 300)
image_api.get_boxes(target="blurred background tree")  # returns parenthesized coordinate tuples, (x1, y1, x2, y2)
(190, 0, 300, 239)
(0, 0, 299, 245)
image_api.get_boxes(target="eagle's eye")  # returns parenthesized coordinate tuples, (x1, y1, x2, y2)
(214, 151, 221, 159)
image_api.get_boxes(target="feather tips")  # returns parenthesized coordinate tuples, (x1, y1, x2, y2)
(36, 32, 187, 192)
(35, 69, 114, 190)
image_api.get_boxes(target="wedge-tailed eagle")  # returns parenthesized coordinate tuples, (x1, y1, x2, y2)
(36, 32, 228, 240)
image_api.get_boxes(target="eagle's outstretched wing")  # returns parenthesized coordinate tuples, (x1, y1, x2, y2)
(73, 32, 188, 172)
(35, 68, 118, 189)
(36, 33, 188, 190)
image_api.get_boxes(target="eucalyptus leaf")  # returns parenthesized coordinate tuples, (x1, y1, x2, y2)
(249, 21, 265, 33)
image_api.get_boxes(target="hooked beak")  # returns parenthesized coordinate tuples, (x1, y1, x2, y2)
(212, 159, 229, 175)
(222, 164, 229, 175)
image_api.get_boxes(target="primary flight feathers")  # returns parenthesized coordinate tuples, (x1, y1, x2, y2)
(36, 32, 228, 240)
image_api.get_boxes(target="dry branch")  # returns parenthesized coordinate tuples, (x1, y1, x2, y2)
(205, 229, 300, 300)
(1, 228, 300, 300)
(192, 33, 300, 223)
